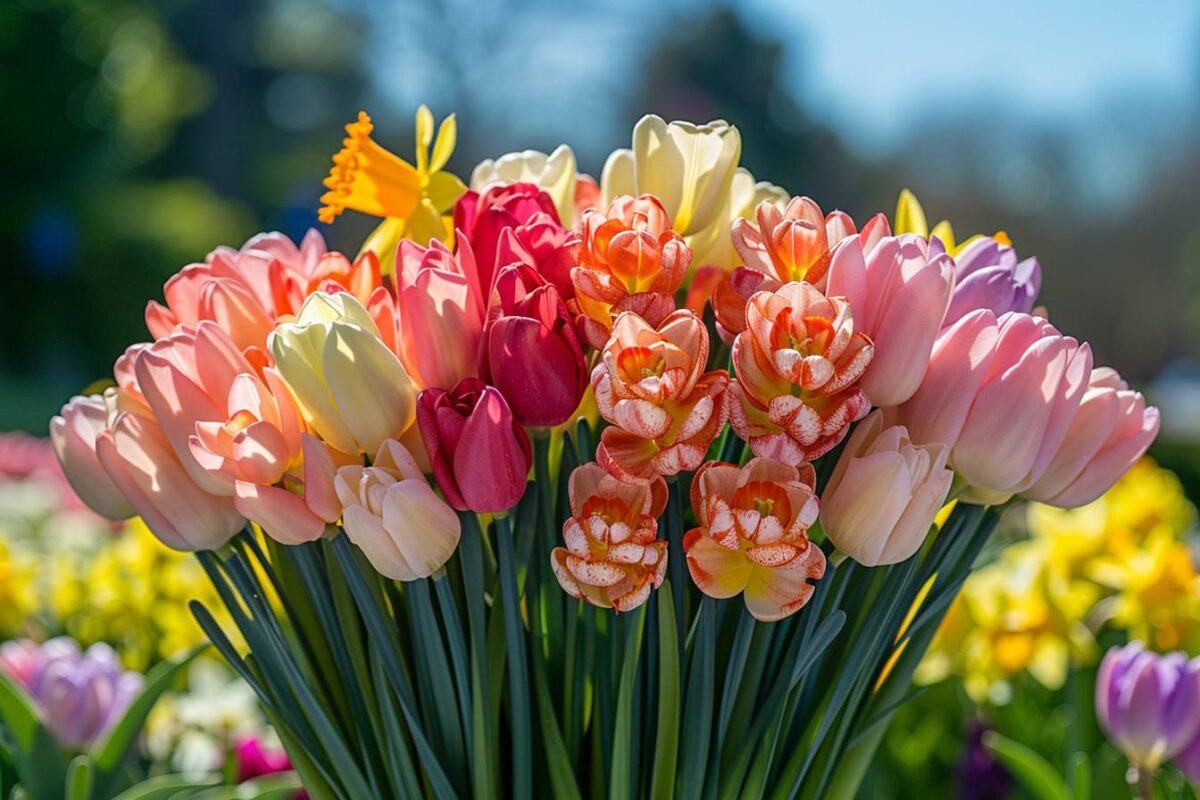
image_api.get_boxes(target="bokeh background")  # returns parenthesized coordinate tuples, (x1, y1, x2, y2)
(4, 0, 1200, 445)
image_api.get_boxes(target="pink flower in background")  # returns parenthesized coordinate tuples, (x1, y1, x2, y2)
(683, 458, 826, 621)
(233, 734, 293, 782)
(826, 234, 954, 407)
(551, 464, 668, 612)
(820, 411, 953, 566)
(417, 379, 532, 513)
(1021, 368, 1160, 507)
(729, 281, 874, 464)
(480, 263, 588, 427)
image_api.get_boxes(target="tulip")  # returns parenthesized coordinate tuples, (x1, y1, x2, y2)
(233, 433, 347, 545)
(0, 638, 143, 751)
(387, 238, 486, 390)
(417, 379, 532, 513)
(480, 263, 588, 427)
(820, 411, 953, 565)
(453, 182, 562, 293)
(683, 458, 826, 621)
(50, 395, 135, 519)
(601, 114, 741, 238)
(1095, 642, 1200, 771)
(1021, 368, 1160, 507)
(550, 464, 668, 612)
(592, 311, 728, 481)
(469, 145, 580, 226)
(95, 391, 244, 550)
(943, 234, 1041, 327)
(686, 166, 788, 272)
(272, 292, 417, 456)
(826, 234, 955, 407)
(729, 282, 874, 465)
(491, 215, 580, 303)
(335, 439, 461, 580)
(572, 195, 692, 347)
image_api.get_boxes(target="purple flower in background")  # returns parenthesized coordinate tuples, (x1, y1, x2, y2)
(1175, 732, 1200, 788)
(958, 721, 1013, 800)
(1095, 642, 1200, 770)
(0, 638, 143, 751)
(942, 235, 1041, 327)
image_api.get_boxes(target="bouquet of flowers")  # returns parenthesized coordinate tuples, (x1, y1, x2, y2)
(45, 108, 1159, 798)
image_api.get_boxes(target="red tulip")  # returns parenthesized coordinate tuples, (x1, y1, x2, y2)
(480, 263, 588, 428)
(417, 379, 533, 513)
(453, 182, 562, 293)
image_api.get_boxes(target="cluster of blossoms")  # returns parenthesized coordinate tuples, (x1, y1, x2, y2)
(50, 110, 1159, 625)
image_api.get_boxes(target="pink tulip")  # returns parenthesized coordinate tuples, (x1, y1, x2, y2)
(233, 434, 347, 545)
(50, 395, 135, 519)
(1022, 368, 1160, 507)
(335, 439, 461, 580)
(891, 310, 1092, 495)
(454, 182, 562, 294)
(820, 411, 953, 566)
(387, 238, 486, 390)
(480, 263, 588, 427)
(417, 379, 532, 513)
(827, 234, 954, 407)
(95, 391, 243, 550)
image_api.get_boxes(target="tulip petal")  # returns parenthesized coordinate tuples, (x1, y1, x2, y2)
(233, 481, 326, 545)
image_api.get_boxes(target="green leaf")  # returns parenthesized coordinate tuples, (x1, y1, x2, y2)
(530, 640, 583, 800)
(109, 773, 221, 800)
(678, 598, 715, 799)
(982, 732, 1070, 800)
(0, 670, 40, 755)
(609, 605, 647, 800)
(90, 645, 205, 771)
(495, 514, 533, 799)
(650, 583, 681, 800)
(65, 755, 93, 800)
(189, 772, 304, 800)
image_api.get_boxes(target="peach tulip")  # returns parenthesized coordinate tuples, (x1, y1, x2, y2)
(94, 390, 243, 550)
(550, 464, 669, 612)
(826, 234, 955, 407)
(1021, 368, 1160, 507)
(592, 311, 728, 481)
(335, 439, 461, 580)
(683, 458, 826, 621)
(50, 395, 135, 520)
(820, 411, 953, 566)
(572, 195, 692, 347)
(232, 434, 348, 545)
(729, 282, 874, 465)
(271, 292, 417, 456)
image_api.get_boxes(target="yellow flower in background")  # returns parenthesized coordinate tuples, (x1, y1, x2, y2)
(0, 539, 35, 637)
(1101, 535, 1200, 653)
(319, 107, 467, 267)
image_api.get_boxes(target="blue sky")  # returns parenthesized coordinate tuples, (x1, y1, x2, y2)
(754, 0, 1200, 153)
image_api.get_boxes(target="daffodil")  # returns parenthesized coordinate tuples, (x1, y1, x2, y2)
(319, 107, 467, 267)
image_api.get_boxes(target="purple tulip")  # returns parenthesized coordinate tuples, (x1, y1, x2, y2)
(0, 638, 143, 750)
(943, 235, 1041, 328)
(1096, 642, 1200, 770)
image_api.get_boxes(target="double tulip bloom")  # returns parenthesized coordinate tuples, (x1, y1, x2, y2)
(572, 194, 692, 348)
(683, 458, 827, 621)
(593, 311, 728, 481)
(729, 281, 874, 465)
(820, 411, 953, 566)
(551, 464, 669, 613)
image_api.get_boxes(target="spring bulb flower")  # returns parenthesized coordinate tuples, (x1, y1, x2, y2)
(826, 234, 955, 407)
(550, 464, 668, 612)
(1096, 642, 1200, 770)
(729, 281, 874, 465)
(469, 145, 581, 226)
(233, 433, 348, 545)
(453, 181, 566, 295)
(592, 311, 729, 481)
(417, 378, 532, 513)
(572, 194, 692, 348)
(0, 638, 144, 751)
(683, 458, 826, 621)
(820, 410, 953, 566)
(944, 234, 1041, 327)
(271, 292, 417, 456)
(50, 395, 136, 519)
(1021, 368, 1160, 507)
(335, 439, 461, 580)
(480, 262, 588, 428)
(322, 108, 466, 262)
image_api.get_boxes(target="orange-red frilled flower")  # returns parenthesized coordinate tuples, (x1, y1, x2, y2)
(683, 458, 826, 621)
(572, 195, 693, 348)
(592, 311, 728, 480)
(550, 463, 669, 612)
(712, 198, 887, 342)
(729, 282, 874, 465)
